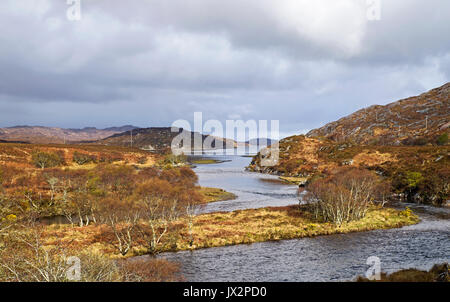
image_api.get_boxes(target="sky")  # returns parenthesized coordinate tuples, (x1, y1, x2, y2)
(0, 0, 449, 139)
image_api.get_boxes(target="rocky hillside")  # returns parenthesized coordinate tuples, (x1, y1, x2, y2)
(307, 83, 450, 145)
(0, 125, 137, 144)
(98, 127, 238, 151)
(249, 83, 450, 206)
(248, 135, 449, 205)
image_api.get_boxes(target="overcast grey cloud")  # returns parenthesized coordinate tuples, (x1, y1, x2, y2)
(0, 0, 449, 138)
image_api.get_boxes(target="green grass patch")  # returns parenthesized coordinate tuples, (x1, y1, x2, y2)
(191, 159, 222, 164)
(279, 176, 308, 185)
(199, 187, 237, 203)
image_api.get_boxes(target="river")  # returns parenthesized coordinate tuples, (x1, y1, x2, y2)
(153, 154, 449, 282)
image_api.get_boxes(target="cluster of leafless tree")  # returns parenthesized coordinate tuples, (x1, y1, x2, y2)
(0, 224, 182, 282)
(302, 168, 390, 225)
(0, 163, 202, 281)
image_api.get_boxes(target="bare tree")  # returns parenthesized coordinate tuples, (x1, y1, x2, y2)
(72, 192, 98, 227)
(98, 199, 141, 256)
(0, 226, 133, 282)
(185, 202, 197, 248)
(60, 186, 77, 227)
(139, 196, 180, 254)
(57, 178, 98, 227)
(0, 228, 70, 282)
(304, 168, 381, 225)
(45, 176, 59, 207)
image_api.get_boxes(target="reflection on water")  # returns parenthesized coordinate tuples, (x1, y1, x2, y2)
(152, 154, 450, 282)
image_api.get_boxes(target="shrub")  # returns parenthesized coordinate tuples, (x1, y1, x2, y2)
(160, 166, 198, 187)
(304, 168, 382, 225)
(284, 159, 299, 174)
(97, 198, 141, 256)
(437, 133, 448, 146)
(137, 156, 148, 164)
(31, 151, 64, 169)
(0, 196, 16, 235)
(415, 168, 449, 206)
(163, 154, 187, 166)
(405, 172, 424, 189)
(402, 137, 429, 146)
(98, 152, 124, 163)
(72, 151, 96, 165)
(0, 230, 183, 282)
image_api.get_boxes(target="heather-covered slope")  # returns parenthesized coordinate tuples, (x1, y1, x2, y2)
(307, 83, 449, 146)
(248, 135, 449, 205)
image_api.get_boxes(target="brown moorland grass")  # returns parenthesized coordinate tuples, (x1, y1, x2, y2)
(0, 142, 159, 169)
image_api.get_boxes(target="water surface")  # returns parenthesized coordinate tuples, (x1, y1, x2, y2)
(195, 155, 299, 213)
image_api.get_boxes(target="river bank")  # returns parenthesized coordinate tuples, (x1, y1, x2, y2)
(41, 203, 418, 259)
(167, 204, 419, 252)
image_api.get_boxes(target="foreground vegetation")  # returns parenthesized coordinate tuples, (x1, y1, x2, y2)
(0, 143, 224, 281)
(0, 229, 183, 282)
(357, 263, 449, 282)
(29, 204, 418, 259)
(0, 143, 422, 281)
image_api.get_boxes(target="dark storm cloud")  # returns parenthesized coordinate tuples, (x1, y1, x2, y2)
(0, 0, 449, 136)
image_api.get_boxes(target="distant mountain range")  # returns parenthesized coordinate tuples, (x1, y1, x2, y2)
(0, 125, 138, 144)
(98, 127, 239, 151)
(4, 84, 446, 148)
(307, 82, 450, 145)
(0, 124, 274, 152)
